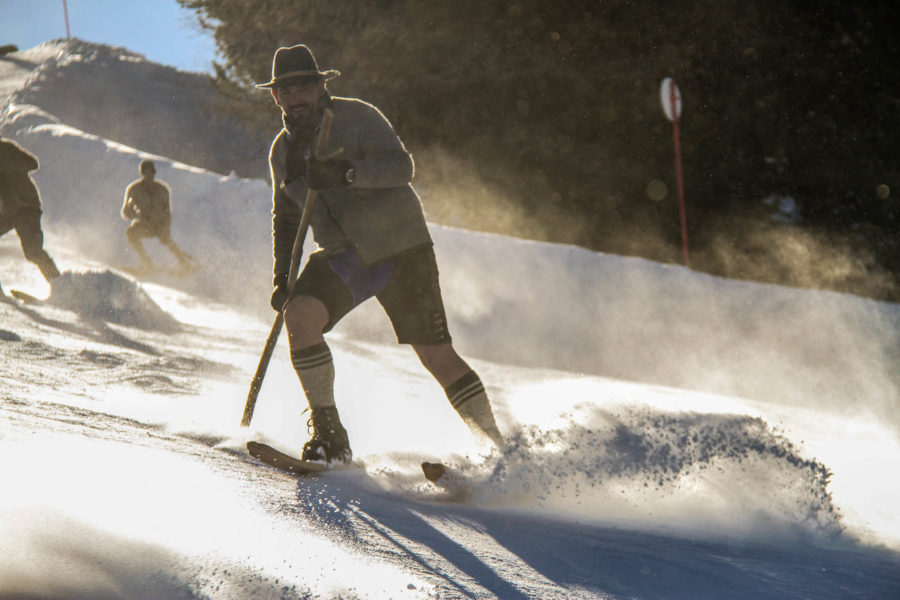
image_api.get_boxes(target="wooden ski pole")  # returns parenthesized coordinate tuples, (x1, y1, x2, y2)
(241, 108, 335, 427)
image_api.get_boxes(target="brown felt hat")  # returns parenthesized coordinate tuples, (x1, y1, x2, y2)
(255, 44, 340, 89)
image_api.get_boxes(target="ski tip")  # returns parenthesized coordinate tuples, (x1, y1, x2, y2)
(9, 289, 45, 305)
(421, 461, 446, 483)
(247, 441, 332, 475)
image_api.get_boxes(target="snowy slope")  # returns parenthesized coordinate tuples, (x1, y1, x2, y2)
(1, 41, 899, 599)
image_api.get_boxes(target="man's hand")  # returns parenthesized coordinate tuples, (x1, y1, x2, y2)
(304, 157, 353, 190)
(271, 273, 290, 312)
(122, 199, 140, 220)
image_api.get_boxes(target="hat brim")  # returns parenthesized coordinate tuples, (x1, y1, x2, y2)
(255, 69, 341, 89)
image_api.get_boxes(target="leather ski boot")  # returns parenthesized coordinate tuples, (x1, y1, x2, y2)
(301, 406, 352, 466)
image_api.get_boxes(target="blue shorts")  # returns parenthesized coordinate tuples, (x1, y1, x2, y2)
(290, 244, 452, 345)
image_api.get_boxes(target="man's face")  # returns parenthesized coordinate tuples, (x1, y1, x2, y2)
(272, 78, 325, 124)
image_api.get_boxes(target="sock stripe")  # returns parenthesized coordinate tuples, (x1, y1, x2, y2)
(291, 343, 332, 371)
(445, 371, 484, 409)
(292, 353, 332, 370)
(448, 381, 485, 410)
(444, 370, 480, 395)
(443, 370, 502, 447)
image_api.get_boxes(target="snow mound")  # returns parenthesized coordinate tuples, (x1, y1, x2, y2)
(467, 407, 842, 541)
(48, 270, 179, 332)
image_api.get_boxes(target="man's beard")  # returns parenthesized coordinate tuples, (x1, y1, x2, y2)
(283, 102, 321, 142)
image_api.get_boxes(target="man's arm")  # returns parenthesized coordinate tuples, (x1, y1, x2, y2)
(348, 102, 415, 189)
(269, 133, 304, 281)
(121, 183, 139, 220)
(272, 185, 301, 280)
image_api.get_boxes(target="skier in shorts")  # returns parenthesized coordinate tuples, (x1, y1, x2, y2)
(0, 138, 61, 291)
(121, 159, 193, 273)
(260, 44, 503, 465)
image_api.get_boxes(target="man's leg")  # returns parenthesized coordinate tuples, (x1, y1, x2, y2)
(378, 245, 503, 448)
(283, 294, 351, 463)
(413, 343, 504, 447)
(125, 221, 153, 269)
(165, 240, 194, 269)
(15, 211, 60, 281)
(284, 294, 332, 409)
(158, 227, 194, 269)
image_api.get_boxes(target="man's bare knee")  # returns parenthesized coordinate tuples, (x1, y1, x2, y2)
(284, 295, 329, 348)
(413, 343, 470, 387)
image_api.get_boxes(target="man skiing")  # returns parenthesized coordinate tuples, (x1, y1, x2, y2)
(121, 159, 193, 273)
(0, 138, 61, 288)
(260, 44, 503, 466)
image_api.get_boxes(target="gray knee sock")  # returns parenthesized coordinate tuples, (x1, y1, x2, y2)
(291, 342, 335, 410)
(445, 371, 503, 447)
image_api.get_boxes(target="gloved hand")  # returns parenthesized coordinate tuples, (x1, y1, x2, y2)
(271, 273, 290, 312)
(304, 157, 353, 190)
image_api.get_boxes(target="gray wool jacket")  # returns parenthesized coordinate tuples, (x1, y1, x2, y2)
(269, 96, 432, 279)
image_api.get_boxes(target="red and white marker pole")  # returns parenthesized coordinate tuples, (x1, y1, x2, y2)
(660, 77, 689, 267)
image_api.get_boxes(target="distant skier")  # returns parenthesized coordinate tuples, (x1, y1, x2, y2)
(0, 138, 61, 287)
(120, 159, 193, 273)
(259, 44, 503, 465)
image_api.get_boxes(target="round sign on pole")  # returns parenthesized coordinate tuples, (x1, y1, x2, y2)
(660, 77, 682, 121)
(660, 76, 690, 267)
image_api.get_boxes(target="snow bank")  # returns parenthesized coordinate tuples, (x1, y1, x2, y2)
(49, 269, 180, 331)
(431, 226, 900, 430)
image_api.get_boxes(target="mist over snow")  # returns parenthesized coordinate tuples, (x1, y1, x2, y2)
(1, 40, 898, 599)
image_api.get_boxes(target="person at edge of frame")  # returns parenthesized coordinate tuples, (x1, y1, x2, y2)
(0, 138, 61, 295)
